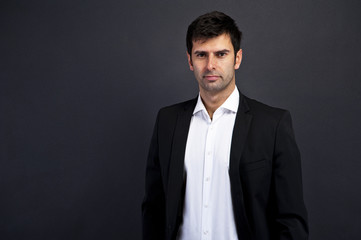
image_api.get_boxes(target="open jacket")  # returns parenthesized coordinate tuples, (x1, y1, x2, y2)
(142, 92, 308, 240)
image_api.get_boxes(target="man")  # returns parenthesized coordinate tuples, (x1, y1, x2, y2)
(142, 11, 308, 240)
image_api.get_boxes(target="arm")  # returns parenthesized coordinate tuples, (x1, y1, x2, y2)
(273, 111, 309, 239)
(142, 112, 166, 240)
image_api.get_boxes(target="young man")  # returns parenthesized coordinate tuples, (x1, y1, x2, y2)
(142, 11, 308, 240)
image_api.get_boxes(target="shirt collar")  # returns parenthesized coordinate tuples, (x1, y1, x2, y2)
(193, 86, 239, 115)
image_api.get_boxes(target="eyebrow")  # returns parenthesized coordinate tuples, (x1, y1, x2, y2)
(194, 50, 206, 55)
(215, 49, 230, 54)
(193, 49, 230, 54)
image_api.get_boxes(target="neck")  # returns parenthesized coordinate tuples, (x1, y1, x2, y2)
(200, 83, 236, 119)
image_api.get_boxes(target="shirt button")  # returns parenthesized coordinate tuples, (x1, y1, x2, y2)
(204, 204, 208, 208)
(205, 177, 210, 182)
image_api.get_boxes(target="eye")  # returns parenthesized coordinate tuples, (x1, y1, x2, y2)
(196, 53, 206, 58)
(217, 52, 227, 57)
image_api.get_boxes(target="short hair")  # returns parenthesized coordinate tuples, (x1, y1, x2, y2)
(186, 11, 242, 56)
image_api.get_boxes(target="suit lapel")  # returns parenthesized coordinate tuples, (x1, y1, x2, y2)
(166, 98, 196, 232)
(229, 93, 253, 238)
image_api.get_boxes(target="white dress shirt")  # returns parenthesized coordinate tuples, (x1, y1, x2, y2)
(177, 87, 239, 240)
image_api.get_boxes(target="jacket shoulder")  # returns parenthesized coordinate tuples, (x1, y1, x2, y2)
(157, 98, 197, 117)
(243, 96, 290, 124)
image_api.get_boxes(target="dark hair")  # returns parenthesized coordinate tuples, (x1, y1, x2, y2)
(186, 11, 242, 56)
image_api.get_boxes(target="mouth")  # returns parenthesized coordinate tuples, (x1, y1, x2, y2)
(204, 75, 220, 81)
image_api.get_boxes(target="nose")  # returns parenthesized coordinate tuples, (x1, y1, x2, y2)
(206, 55, 216, 71)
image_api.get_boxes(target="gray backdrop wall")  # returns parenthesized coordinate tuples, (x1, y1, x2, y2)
(1, 0, 360, 239)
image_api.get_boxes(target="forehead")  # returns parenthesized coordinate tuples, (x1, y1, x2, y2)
(192, 33, 234, 53)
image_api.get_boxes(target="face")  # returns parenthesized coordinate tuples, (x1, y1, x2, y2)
(187, 33, 242, 95)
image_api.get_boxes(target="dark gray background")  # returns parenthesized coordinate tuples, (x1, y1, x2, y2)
(1, 0, 360, 239)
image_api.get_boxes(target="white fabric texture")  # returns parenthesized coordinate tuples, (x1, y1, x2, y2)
(177, 87, 239, 240)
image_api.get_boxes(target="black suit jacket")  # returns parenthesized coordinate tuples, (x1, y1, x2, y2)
(142, 93, 308, 240)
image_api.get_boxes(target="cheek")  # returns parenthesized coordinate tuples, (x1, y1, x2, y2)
(226, 61, 236, 72)
(194, 68, 203, 78)
(193, 64, 204, 74)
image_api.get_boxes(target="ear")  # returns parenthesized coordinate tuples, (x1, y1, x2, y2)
(234, 49, 242, 70)
(187, 52, 194, 71)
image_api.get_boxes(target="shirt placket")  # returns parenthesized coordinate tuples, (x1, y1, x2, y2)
(201, 116, 216, 240)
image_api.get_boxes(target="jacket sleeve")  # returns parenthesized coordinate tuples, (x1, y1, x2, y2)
(273, 111, 309, 239)
(142, 112, 166, 240)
